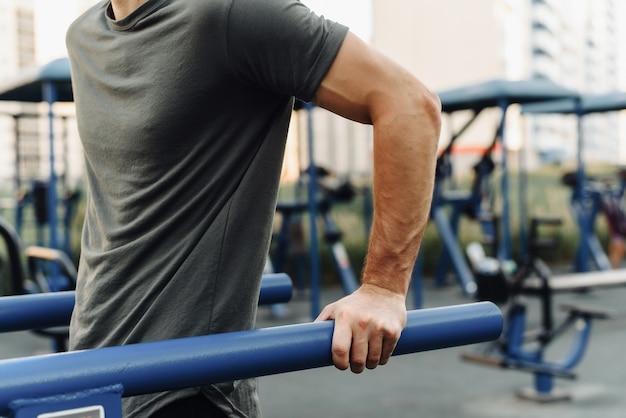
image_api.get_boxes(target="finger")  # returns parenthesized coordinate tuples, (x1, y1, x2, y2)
(378, 335, 400, 366)
(348, 320, 371, 373)
(349, 333, 368, 374)
(331, 318, 352, 370)
(365, 334, 383, 370)
(314, 304, 335, 322)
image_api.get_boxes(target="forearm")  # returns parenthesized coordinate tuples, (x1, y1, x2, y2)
(362, 89, 441, 297)
(311, 30, 441, 372)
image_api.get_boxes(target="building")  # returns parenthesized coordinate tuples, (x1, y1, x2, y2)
(3, 0, 625, 191)
(529, 0, 621, 165)
(370, 0, 626, 168)
(0, 0, 37, 195)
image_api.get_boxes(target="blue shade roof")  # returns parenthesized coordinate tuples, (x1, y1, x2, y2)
(521, 91, 626, 115)
(437, 78, 580, 113)
(0, 58, 73, 103)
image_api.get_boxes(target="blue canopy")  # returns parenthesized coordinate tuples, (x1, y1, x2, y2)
(521, 91, 626, 116)
(438, 78, 580, 113)
(0, 58, 73, 103)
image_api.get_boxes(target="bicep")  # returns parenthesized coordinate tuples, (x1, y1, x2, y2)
(312, 31, 431, 126)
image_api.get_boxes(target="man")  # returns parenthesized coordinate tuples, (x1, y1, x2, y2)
(66, 0, 441, 416)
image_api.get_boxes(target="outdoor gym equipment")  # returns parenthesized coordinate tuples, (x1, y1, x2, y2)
(0, 58, 75, 256)
(462, 217, 626, 401)
(430, 122, 499, 291)
(0, 215, 76, 297)
(1, 112, 80, 257)
(522, 91, 626, 272)
(271, 166, 359, 297)
(0, 301, 502, 418)
(286, 102, 366, 318)
(561, 170, 626, 270)
(412, 78, 579, 307)
(0, 214, 293, 352)
(1, 214, 76, 352)
(0, 273, 293, 335)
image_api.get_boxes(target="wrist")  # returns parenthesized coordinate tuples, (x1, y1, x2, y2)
(360, 268, 410, 299)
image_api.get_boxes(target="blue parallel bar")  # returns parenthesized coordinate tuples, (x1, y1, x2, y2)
(0, 302, 502, 414)
(0, 273, 292, 333)
(256, 273, 294, 305)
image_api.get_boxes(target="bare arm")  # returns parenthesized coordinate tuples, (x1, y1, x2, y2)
(312, 32, 441, 373)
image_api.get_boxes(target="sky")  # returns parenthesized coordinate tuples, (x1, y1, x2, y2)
(34, 0, 373, 64)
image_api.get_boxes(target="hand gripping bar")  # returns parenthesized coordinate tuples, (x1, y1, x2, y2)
(0, 273, 292, 333)
(0, 302, 502, 414)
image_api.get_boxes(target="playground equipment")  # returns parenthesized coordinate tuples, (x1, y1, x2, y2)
(0, 58, 77, 257)
(522, 91, 626, 272)
(411, 78, 579, 307)
(0, 300, 502, 417)
(463, 217, 626, 401)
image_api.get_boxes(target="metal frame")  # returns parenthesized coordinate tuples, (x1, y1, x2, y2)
(0, 302, 502, 417)
(522, 91, 626, 272)
(411, 78, 579, 307)
(0, 58, 74, 256)
(462, 217, 622, 401)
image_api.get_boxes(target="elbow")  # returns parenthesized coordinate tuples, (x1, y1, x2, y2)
(418, 86, 442, 136)
(408, 83, 442, 149)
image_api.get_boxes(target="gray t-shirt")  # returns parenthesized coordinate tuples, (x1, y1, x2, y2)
(66, 0, 347, 416)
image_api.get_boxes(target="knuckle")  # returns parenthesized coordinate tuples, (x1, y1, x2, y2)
(332, 344, 350, 358)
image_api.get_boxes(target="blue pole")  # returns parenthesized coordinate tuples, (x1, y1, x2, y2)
(0, 302, 502, 414)
(0, 274, 293, 333)
(410, 253, 423, 309)
(42, 82, 59, 252)
(431, 207, 477, 296)
(305, 102, 321, 318)
(497, 98, 511, 261)
(574, 97, 590, 272)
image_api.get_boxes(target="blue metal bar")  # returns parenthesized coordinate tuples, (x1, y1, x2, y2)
(305, 102, 321, 318)
(0, 292, 73, 333)
(0, 274, 293, 333)
(0, 302, 502, 414)
(329, 242, 359, 294)
(410, 253, 424, 309)
(431, 207, 477, 296)
(496, 98, 511, 261)
(42, 82, 59, 252)
(257, 273, 294, 305)
(573, 97, 591, 272)
(554, 318, 592, 370)
(434, 200, 466, 287)
(519, 133, 528, 260)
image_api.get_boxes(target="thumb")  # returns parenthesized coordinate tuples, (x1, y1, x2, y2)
(314, 303, 336, 322)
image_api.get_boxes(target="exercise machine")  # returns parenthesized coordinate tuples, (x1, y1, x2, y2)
(411, 78, 580, 307)
(430, 125, 500, 290)
(522, 91, 626, 272)
(271, 166, 359, 297)
(0, 58, 77, 258)
(0, 300, 502, 418)
(462, 217, 626, 401)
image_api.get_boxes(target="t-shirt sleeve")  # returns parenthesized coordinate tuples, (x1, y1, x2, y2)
(225, 0, 349, 102)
